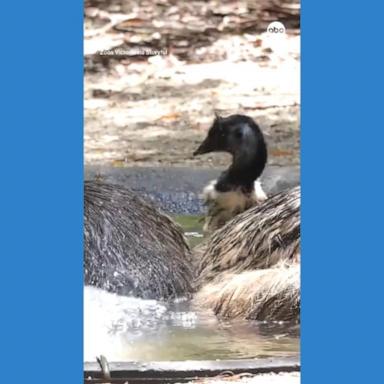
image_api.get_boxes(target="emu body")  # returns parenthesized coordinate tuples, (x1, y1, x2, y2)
(195, 262, 300, 322)
(84, 181, 194, 300)
(194, 186, 300, 322)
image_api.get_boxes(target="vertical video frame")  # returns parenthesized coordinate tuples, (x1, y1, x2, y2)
(84, 1, 300, 383)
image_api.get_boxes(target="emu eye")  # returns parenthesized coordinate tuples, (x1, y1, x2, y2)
(234, 129, 243, 139)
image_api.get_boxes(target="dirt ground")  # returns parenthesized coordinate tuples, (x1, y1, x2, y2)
(84, 0, 300, 168)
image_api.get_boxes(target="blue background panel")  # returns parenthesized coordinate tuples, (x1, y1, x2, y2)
(302, 0, 384, 383)
(0, 1, 83, 383)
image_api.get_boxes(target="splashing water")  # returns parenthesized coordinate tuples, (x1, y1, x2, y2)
(84, 286, 299, 362)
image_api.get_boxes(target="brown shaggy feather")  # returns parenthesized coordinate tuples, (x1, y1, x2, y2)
(194, 262, 300, 322)
(193, 187, 300, 322)
(84, 181, 193, 299)
(195, 186, 300, 286)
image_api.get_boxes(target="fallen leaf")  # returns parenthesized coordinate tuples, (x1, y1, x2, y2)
(157, 113, 182, 122)
(270, 149, 293, 157)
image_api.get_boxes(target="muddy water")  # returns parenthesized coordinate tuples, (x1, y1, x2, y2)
(83, 216, 300, 362)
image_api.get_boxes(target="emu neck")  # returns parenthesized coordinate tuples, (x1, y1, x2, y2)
(216, 152, 266, 193)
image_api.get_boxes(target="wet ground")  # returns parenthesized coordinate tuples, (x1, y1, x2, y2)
(85, 165, 299, 214)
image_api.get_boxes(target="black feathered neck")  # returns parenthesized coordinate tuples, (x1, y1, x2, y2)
(215, 115, 267, 193)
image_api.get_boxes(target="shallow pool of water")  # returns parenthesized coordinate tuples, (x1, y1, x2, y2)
(173, 215, 205, 248)
(84, 286, 299, 362)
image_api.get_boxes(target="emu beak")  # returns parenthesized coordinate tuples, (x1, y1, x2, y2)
(193, 138, 213, 156)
